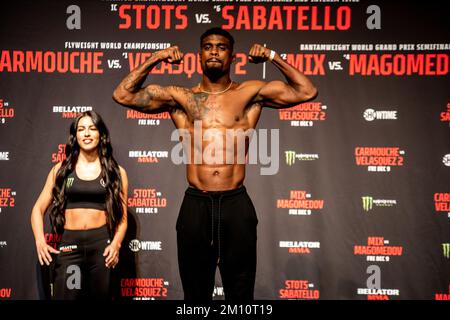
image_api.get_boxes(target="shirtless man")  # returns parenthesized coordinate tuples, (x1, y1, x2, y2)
(113, 27, 317, 301)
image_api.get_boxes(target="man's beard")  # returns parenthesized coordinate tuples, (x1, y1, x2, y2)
(203, 65, 226, 81)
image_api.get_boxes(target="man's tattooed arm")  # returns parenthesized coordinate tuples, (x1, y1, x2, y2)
(112, 50, 178, 114)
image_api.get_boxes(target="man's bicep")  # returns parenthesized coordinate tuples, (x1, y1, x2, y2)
(131, 85, 177, 113)
(256, 80, 300, 108)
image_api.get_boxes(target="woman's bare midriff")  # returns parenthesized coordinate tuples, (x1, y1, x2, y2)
(187, 163, 245, 191)
(64, 208, 107, 230)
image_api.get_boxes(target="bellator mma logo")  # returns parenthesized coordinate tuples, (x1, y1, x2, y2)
(278, 102, 327, 127)
(279, 280, 320, 300)
(128, 149, 169, 164)
(0, 98, 15, 124)
(354, 236, 403, 262)
(127, 187, 167, 214)
(52, 105, 92, 119)
(279, 240, 321, 254)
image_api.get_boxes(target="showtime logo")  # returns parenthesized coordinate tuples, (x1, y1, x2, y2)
(354, 236, 403, 262)
(126, 109, 170, 126)
(276, 190, 324, 216)
(285, 150, 319, 166)
(363, 108, 397, 121)
(435, 285, 450, 300)
(0, 288, 12, 299)
(361, 196, 397, 212)
(434, 193, 450, 218)
(120, 278, 168, 300)
(278, 102, 327, 127)
(129, 239, 162, 252)
(52, 105, 92, 119)
(279, 241, 320, 254)
(128, 150, 169, 163)
(0, 98, 15, 124)
(0, 188, 16, 214)
(279, 280, 320, 300)
(128, 188, 167, 214)
(355, 147, 405, 172)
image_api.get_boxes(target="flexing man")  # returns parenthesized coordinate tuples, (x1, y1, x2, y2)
(113, 27, 317, 301)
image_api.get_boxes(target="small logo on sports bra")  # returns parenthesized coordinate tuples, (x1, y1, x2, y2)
(100, 178, 106, 188)
(66, 177, 74, 188)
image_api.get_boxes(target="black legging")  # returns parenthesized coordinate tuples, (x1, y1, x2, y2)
(52, 225, 111, 300)
(176, 186, 258, 301)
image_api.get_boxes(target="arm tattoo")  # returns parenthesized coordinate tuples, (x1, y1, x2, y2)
(134, 89, 153, 107)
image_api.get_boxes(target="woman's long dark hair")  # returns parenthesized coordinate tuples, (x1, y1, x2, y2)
(49, 111, 124, 235)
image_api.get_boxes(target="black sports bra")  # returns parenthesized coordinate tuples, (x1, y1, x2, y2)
(65, 170, 107, 211)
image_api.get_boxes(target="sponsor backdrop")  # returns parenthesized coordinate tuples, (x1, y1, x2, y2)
(0, 0, 449, 300)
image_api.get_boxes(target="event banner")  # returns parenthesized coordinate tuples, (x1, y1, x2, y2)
(0, 0, 449, 300)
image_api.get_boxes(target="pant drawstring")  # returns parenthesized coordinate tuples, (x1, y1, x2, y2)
(209, 195, 214, 247)
(208, 194, 223, 265)
(217, 195, 223, 265)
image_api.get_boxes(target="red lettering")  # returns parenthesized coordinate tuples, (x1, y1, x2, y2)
(368, 237, 384, 246)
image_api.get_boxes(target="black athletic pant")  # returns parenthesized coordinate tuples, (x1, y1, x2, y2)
(176, 186, 258, 301)
(52, 225, 111, 300)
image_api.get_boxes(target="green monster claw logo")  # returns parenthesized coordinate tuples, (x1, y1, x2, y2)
(285, 151, 296, 166)
(443, 243, 450, 259)
(362, 196, 373, 211)
(66, 177, 74, 188)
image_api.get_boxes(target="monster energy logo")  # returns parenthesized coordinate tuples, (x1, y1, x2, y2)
(66, 177, 74, 188)
(362, 196, 374, 211)
(443, 243, 450, 259)
(285, 151, 296, 166)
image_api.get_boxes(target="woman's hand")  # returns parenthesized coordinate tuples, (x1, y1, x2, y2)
(103, 242, 120, 268)
(36, 241, 60, 266)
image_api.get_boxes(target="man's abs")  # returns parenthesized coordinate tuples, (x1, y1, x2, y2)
(187, 164, 245, 191)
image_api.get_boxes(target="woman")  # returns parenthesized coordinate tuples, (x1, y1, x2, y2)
(31, 111, 128, 300)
